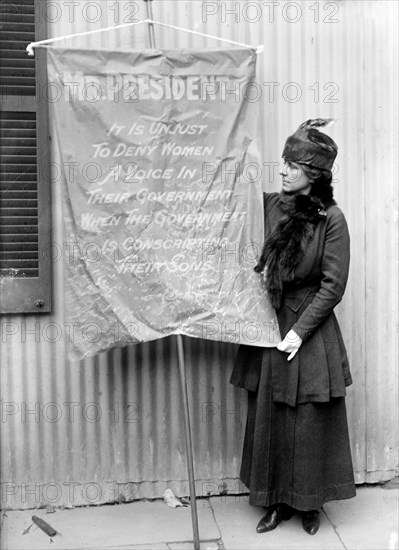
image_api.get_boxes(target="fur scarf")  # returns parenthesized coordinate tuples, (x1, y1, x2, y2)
(254, 193, 333, 309)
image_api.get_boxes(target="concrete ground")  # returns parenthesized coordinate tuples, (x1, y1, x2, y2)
(1, 484, 398, 550)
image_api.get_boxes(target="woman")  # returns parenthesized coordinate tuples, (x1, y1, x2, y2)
(230, 119, 356, 535)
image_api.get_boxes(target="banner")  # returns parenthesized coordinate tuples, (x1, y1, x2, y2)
(47, 47, 280, 359)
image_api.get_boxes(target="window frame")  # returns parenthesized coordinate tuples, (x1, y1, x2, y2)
(0, 0, 51, 314)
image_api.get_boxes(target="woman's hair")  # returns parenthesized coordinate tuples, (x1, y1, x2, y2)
(301, 163, 336, 206)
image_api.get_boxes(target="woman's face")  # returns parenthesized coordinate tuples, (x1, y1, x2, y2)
(280, 161, 311, 195)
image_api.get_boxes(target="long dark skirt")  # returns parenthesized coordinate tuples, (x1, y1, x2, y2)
(240, 354, 356, 511)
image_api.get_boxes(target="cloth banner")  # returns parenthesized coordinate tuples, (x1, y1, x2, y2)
(47, 47, 280, 359)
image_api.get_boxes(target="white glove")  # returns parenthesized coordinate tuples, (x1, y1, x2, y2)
(277, 329, 303, 361)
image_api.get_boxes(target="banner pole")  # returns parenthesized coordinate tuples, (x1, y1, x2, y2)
(144, 0, 156, 48)
(176, 334, 201, 550)
(143, 5, 200, 547)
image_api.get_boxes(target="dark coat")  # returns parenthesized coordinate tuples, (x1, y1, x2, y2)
(230, 192, 352, 406)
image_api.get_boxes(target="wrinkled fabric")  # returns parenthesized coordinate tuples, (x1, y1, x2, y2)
(47, 47, 280, 360)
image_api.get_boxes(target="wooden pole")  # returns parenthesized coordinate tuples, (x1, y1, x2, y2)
(176, 334, 201, 550)
(144, 0, 156, 48)
(143, 3, 201, 547)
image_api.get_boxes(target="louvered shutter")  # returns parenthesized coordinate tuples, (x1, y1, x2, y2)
(0, 0, 51, 313)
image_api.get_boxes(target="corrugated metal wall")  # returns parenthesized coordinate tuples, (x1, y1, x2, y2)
(1, 1, 398, 510)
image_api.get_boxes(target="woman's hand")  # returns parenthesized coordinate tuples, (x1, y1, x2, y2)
(277, 329, 303, 361)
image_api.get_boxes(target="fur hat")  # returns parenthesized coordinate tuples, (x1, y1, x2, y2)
(282, 118, 338, 171)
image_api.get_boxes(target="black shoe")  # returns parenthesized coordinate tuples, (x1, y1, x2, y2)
(280, 503, 295, 521)
(302, 510, 320, 535)
(256, 507, 281, 533)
